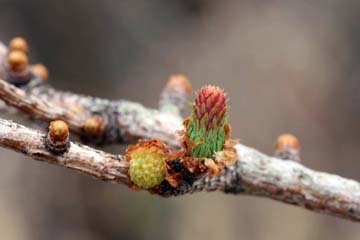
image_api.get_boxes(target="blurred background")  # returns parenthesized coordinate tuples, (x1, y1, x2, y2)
(0, 0, 360, 239)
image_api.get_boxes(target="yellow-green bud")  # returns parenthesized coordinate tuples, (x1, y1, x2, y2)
(126, 139, 168, 189)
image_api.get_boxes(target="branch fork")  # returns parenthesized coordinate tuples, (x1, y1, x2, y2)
(0, 37, 358, 222)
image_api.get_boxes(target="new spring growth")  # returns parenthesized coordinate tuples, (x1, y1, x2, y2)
(186, 85, 228, 158)
(126, 139, 168, 189)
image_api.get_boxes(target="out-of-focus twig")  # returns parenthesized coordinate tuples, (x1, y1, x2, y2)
(159, 74, 192, 115)
(0, 40, 184, 146)
(0, 78, 182, 146)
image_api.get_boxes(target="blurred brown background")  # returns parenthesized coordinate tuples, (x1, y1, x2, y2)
(1, 0, 360, 239)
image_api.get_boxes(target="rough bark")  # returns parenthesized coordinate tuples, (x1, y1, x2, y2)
(0, 40, 359, 222)
(0, 79, 182, 147)
(0, 118, 359, 221)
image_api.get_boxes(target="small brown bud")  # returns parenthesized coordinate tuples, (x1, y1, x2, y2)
(31, 64, 49, 81)
(159, 74, 192, 114)
(7, 50, 28, 72)
(49, 120, 69, 142)
(83, 116, 104, 137)
(9, 37, 28, 53)
(46, 120, 70, 154)
(275, 134, 300, 150)
(166, 75, 192, 95)
(274, 134, 300, 162)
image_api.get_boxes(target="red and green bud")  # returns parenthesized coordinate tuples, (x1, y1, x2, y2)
(186, 85, 228, 158)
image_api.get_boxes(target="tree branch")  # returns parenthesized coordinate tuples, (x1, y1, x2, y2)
(0, 78, 182, 147)
(0, 39, 184, 146)
(0, 39, 359, 222)
(0, 118, 359, 221)
(0, 118, 128, 183)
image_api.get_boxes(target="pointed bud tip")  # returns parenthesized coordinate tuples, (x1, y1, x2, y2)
(193, 85, 227, 130)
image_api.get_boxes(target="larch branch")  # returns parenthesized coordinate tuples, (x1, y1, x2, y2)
(0, 118, 128, 183)
(0, 78, 182, 147)
(0, 39, 359, 222)
(0, 118, 359, 221)
(0, 40, 184, 146)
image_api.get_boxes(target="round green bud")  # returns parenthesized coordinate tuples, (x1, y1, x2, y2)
(129, 149, 166, 189)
